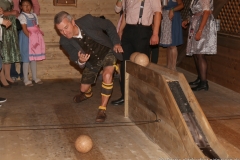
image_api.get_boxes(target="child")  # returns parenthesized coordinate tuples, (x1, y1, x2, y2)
(10, 0, 41, 81)
(18, 0, 45, 86)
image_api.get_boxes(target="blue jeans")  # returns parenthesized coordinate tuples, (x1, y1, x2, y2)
(10, 62, 23, 79)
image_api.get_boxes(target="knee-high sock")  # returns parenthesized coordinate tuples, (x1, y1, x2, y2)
(30, 61, 37, 81)
(84, 87, 93, 98)
(101, 82, 113, 98)
(101, 82, 113, 107)
(23, 62, 29, 83)
(99, 106, 106, 110)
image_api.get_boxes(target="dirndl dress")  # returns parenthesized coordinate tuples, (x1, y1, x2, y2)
(160, 0, 183, 47)
(18, 13, 45, 62)
(186, 0, 217, 55)
(0, 0, 21, 63)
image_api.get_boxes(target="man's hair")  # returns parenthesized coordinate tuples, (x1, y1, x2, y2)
(54, 11, 73, 25)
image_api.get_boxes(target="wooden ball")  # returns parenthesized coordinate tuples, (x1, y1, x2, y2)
(130, 52, 141, 62)
(134, 53, 149, 67)
(75, 135, 93, 153)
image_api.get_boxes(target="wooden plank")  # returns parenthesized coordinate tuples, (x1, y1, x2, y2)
(177, 73, 229, 158)
(124, 61, 129, 117)
(126, 61, 229, 158)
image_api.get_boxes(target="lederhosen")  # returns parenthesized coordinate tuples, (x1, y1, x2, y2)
(74, 29, 116, 84)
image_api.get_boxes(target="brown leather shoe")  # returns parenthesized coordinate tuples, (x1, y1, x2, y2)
(95, 109, 107, 122)
(73, 92, 92, 103)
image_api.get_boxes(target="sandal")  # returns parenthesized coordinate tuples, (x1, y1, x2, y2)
(25, 81, 33, 87)
(73, 92, 91, 103)
(33, 79, 43, 84)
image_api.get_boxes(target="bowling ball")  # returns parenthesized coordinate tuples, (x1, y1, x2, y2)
(75, 135, 93, 153)
(134, 53, 149, 67)
(130, 52, 141, 62)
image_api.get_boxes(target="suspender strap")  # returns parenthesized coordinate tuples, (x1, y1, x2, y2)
(138, 0, 145, 24)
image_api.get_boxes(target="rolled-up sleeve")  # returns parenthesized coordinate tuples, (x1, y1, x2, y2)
(151, 0, 162, 13)
(115, 5, 122, 13)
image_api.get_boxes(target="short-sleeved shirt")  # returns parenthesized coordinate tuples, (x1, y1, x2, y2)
(18, 12, 38, 25)
(115, 0, 162, 26)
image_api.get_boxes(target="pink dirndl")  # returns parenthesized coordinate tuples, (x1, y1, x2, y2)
(28, 26, 45, 61)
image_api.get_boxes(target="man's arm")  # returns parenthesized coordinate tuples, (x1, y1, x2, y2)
(115, 0, 123, 13)
(150, 12, 161, 45)
(94, 16, 121, 46)
(117, 12, 126, 40)
(60, 37, 81, 63)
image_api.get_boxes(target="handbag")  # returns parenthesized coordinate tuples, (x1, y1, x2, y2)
(15, 19, 22, 31)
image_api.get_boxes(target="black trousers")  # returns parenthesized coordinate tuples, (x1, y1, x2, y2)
(120, 24, 152, 97)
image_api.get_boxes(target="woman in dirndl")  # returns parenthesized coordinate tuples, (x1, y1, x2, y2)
(0, 0, 21, 88)
(160, 0, 184, 70)
(182, 0, 217, 91)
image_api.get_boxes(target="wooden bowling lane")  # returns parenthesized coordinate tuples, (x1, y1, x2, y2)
(0, 79, 169, 160)
(178, 68, 240, 158)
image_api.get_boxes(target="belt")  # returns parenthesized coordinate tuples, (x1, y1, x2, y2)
(126, 24, 151, 27)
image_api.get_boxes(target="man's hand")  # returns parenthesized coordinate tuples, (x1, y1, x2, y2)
(2, 19, 12, 28)
(113, 44, 123, 53)
(150, 34, 159, 45)
(78, 51, 90, 63)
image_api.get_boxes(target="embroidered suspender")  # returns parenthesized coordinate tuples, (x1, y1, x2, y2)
(138, 0, 145, 24)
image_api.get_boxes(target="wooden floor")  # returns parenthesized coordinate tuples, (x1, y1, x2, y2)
(0, 67, 240, 159)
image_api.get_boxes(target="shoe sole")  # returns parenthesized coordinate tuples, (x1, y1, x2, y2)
(0, 100, 7, 103)
(111, 102, 124, 105)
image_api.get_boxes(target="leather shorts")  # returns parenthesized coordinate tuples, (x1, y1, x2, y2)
(81, 52, 116, 84)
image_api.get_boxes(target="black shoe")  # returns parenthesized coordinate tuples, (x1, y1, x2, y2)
(0, 97, 7, 103)
(189, 77, 200, 85)
(191, 81, 209, 91)
(111, 97, 124, 105)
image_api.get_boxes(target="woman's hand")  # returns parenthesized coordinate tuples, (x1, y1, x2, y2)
(195, 30, 202, 41)
(2, 19, 12, 28)
(168, 9, 174, 20)
(182, 20, 188, 28)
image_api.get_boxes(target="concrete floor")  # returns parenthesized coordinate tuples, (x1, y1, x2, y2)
(0, 68, 240, 159)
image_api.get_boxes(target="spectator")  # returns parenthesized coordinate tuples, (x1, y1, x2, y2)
(160, 0, 184, 70)
(18, 0, 45, 86)
(0, 1, 21, 88)
(10, 0, 40, 81)
(182, 0, 217, 91)
(111, 0, 162, 105)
